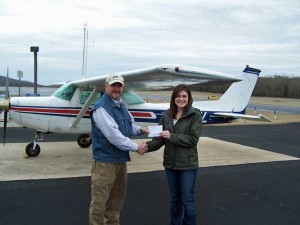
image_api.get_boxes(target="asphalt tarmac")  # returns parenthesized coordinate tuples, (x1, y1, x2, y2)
(1, 123, 300, 225)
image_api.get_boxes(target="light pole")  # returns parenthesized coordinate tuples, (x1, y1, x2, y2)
(30, 46, 39, 95)
(17, 70, 23, 96)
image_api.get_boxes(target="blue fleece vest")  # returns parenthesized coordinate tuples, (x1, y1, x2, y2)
(90, 92, 133, 163)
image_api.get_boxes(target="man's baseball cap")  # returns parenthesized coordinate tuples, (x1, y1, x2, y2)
(106, 74, 124, 85)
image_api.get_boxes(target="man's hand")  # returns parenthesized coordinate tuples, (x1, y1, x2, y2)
(140, 127, 149, 134)
(137, 142, 148, 155)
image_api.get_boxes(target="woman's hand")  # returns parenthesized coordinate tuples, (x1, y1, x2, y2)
(160, 130, 170, 139)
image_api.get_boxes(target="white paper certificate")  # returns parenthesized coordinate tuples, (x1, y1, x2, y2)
(148, 125, 163, 137)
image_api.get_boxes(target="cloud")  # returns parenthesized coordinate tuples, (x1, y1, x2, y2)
(0, 0, 299, 84)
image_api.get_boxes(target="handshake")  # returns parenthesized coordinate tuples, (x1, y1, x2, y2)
(137, 142, 148, 155)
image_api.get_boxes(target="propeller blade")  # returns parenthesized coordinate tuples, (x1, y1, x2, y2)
(3, 110, 8, 145)
(2, 67, 10, 145)
(0, 100, 10, 145)
(5, 67, 10, 99)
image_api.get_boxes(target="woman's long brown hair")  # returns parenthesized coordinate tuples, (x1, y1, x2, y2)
(169, 84, 193, 118)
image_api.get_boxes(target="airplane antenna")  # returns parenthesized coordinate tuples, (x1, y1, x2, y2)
(81, 23, 87, 80)
(81, 23, 94, 80)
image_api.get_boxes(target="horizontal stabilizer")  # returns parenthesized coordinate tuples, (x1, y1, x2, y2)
(214, 112, 272, 122)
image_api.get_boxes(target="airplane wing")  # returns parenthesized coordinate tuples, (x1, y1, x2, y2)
(66, 64, 241, 127)
(71, 64, 242, 90)
(214, 112, 272, 122)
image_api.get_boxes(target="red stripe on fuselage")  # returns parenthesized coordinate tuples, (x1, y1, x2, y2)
(11, 107, 90, 116)
(130, 111, 153, 118)
(10, 107, 154, 119)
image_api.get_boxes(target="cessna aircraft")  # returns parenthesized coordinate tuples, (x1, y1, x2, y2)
(0, 64, 270, 157)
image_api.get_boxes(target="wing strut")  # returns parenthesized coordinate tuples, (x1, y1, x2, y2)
(70, 86, 99, 128)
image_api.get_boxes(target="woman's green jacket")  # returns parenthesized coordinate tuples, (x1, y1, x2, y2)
(147, 106, 202, 170)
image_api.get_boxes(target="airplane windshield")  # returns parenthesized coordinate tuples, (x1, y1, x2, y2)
(122, 91, 145, 105)
(52, 83, 77, 101)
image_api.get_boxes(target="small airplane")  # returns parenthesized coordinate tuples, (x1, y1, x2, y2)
(0, 64, 270, 157)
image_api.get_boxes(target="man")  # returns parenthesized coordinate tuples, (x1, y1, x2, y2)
(89, 74, 148, 225)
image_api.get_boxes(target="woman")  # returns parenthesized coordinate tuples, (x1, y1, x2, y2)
(147, 84, 202, 225)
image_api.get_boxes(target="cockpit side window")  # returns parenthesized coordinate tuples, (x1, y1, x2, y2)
(80, 90, 102, 105)
(122, 91, 145, 105)
(53, 83, 77, 101)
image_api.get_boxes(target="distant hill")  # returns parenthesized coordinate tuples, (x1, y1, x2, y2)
(0, 75, 46, 87)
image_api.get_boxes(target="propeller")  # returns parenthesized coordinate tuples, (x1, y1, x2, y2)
(1, 67, 10, 145)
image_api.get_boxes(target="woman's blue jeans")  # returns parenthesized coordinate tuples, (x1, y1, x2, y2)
(165, 168, 198, 225)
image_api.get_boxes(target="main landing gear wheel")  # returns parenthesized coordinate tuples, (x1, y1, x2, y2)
(25, 143, 41, 157)
(77, 134, 92, 148)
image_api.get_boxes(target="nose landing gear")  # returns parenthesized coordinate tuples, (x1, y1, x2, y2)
(25, 131, 44, 157)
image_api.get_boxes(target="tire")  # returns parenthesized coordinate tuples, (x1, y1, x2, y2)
(77, 134, 92, 148)
(25, 143, 41, 157)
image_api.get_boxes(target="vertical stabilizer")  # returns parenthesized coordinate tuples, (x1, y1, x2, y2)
(193, 65, 261, 113)
(217, 65, 261, 112)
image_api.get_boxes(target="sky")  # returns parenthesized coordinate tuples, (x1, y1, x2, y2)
(0, 0, 299, 85)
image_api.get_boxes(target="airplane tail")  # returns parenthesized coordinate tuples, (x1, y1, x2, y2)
(217, 65, 260, 112)
(193, 65, 261, 113)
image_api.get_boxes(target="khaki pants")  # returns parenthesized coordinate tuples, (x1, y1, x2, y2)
(89, 161, 127, 225)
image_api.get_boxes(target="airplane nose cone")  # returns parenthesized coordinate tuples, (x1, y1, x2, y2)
(0, 99, 10, 110)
